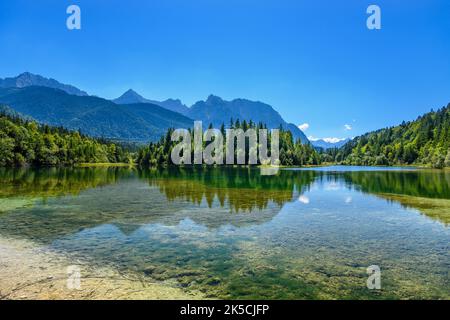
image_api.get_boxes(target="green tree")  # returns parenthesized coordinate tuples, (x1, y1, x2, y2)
(0, 112, 132, 167)
(331, 103, 450, 168)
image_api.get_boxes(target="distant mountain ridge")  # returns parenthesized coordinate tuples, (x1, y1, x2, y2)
(0, 72, 88, 96)
(186, 95, 309, 143)
(113, 89, 148, 104)
(0, 86, 193, 142)
(114, 89, 309, 143)
(113, 89, 189, 115)
(1, 73, 309, 144)
(311, 138, 351, 150)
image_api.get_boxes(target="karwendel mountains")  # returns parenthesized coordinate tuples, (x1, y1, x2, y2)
(311, 138, 351, 150)
(0, 73, 193, 142)
(0, 72, 88, 96)
(0, 73, 309, 143)
(113, 89, 190, 115)
(114, 90, 308, 143)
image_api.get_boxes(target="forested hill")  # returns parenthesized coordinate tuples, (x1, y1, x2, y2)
(0, 86, 194, 142)
(335, 103, 450, 168)
(137, 120, 320, 167)
(0, 110, 131, 166)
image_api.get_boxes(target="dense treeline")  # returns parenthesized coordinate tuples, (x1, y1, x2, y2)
(324, 103, 450, 168)
(0, 111, 132, 166)
(137, 119, 321, 167)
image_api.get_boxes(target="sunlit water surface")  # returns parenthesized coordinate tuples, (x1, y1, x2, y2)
(0, 166, 448, 299)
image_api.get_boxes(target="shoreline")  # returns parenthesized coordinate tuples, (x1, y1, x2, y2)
(0, 236, 203, 300)
(1, 162, 449, 171)
(75, 162, 135, 167)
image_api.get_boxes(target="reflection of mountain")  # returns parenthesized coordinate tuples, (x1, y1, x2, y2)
(1, 166, 448, 246)
(0, 167, 317, 244)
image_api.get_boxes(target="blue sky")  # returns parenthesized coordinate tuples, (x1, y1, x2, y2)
(0, 0, 449, 141)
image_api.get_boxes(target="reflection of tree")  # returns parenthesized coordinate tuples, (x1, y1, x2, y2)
(340, 170, 450, 199)
(0, 167, 133, 198)
(0, 167, 136, 242)
(376, 193, 450, 225)
(139, 167, 317, 213)
(0, 167, 318, 244)
(338, 170, 450, 224)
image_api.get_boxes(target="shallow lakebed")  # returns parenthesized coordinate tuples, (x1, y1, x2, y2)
(0, 166, 448, 299)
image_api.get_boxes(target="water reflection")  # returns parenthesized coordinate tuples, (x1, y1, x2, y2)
(139, 167, 316, 212)
(0, 167, 131, 199)
(0, 167, 318, 243)
(340, 170, 450, 199)
(0, 167, 449, 234)
(0, 166, 448, 299)
(339, 170, 450, 224)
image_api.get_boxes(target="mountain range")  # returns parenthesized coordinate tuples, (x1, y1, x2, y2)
(0, 72, 88, 96)
(187, 95, 308, 143)
(0, 72, 308, 143)
(0, 86, 193, 142)
(311, 138, 351, 150)
(113, 89, 190, 115)
(113, 90, 308, 143)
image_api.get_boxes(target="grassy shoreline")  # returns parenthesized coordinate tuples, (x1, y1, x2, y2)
(75, 162, 135, 168)
(1, 162, 449, 171)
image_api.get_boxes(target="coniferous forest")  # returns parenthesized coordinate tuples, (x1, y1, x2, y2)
(2, 103, 450, 169)
(137, 120, 321, 167)
(0, 111, 131, 166)
(323, 103, 450, 168)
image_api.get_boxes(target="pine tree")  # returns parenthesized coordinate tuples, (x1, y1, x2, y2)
(445, 149, 450, 167)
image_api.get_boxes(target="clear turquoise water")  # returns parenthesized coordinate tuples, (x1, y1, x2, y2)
(0, 166, 448, 299)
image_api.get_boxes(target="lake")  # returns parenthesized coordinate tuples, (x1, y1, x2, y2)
(0, 166, 448, 299)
